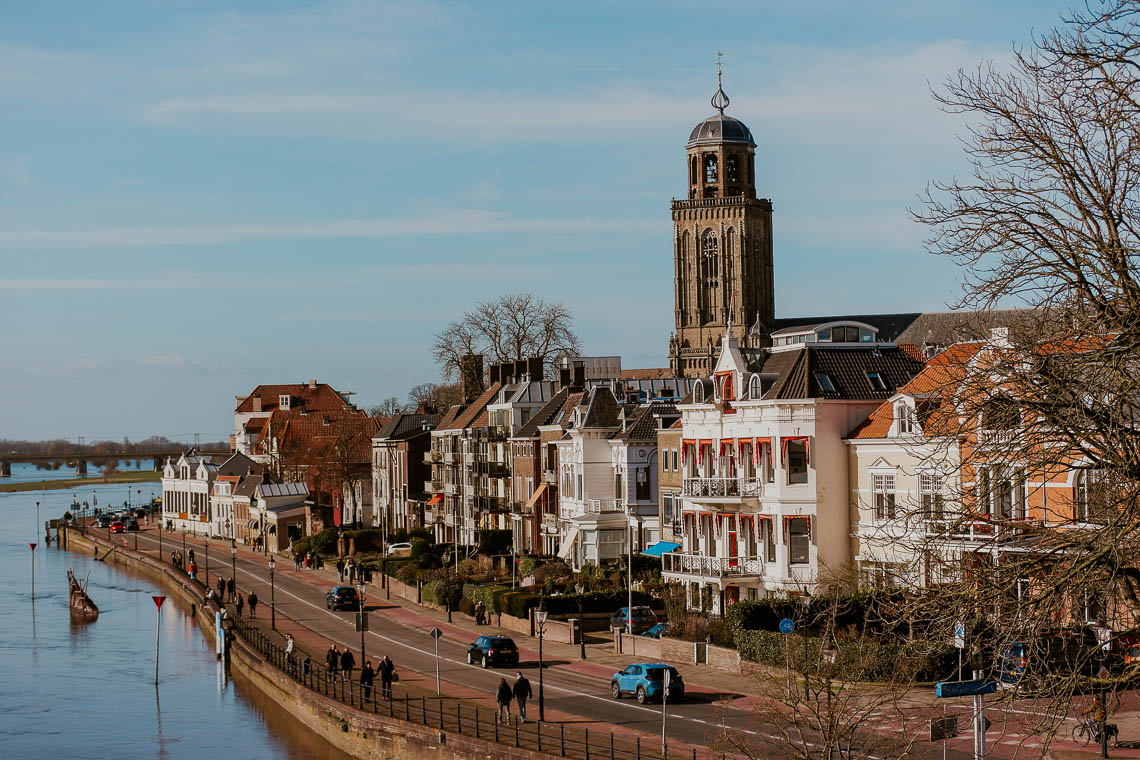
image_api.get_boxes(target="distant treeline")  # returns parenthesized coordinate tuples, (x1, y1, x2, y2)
(0, 436, 227, 457)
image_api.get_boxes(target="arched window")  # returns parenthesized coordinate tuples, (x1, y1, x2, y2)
(704, 154, 718, 184)
(702, 231, 719, 279)
(690, 156, 698, 185)
(726, 155, 739, 183)
(748, 374, 764, 400)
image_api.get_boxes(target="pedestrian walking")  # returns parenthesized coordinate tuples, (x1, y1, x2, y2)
(496, 678, 513, 723)
(284, 633, 296, 672)
(236, 593, 244, 618)
(336, 558, 345, 582)
(340, 648, 355, 679)
(379, 655, 394, 699)
(326, 644, 340, 681)
(248, 591, 258, 618)
(513, 672, 532, 722)
(216, 577, 225, 601)
(294, 553, 302, 571)
(360, 660, 374, 702)
(188, 548, 195, 565)
(188, 561, 197, 581)
(226, 577, 235, 602)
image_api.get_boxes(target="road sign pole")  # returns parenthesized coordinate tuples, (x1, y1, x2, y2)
(662, 669, 670, 753)
(29, 543, 37, 605)
(434, 636, 440, 694)
(153, 596, 167, 686)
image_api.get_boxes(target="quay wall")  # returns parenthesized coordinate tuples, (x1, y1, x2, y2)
(64, 529, 554, 760)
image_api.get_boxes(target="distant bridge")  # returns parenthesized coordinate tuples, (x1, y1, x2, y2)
(0, 448, 231, 477)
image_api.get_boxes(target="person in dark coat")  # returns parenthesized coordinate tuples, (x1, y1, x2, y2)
(235, 593, 244, 618)
(226, 577, 235, 602)
(340, 647, 355, 678)
(336, 558, 345, 582)
(496, 678, 513, 723)
(513, 672, 533, 722)
(247, 591, 258, 618)
(378, 655, 394, 699)
(326, 645, 339, 681)
(188, 548, 195, 565)
(216, 577, 225, 600)
(360, 660, 375, 701)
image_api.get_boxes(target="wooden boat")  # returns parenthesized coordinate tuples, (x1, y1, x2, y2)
(68, 569, 99, 622)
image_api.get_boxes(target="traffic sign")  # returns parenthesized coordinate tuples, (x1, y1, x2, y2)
(28, 543, 37, 552)
(778, 618, 795, 635)
(429, 626, 443, 640)
(935, 679, 998, 698)
(152, 595, 166, 609)
(929, 715, 958, 741)
(953, 620, 965, 649)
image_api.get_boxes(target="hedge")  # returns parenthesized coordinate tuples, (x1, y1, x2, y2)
(540, 589, 658, 616)
(725, 591, 905, 636)
(733, 629, 958, 683)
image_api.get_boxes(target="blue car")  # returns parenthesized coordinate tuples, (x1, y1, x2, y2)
(610, 662, 684, 704)
(641, 622, 670, 639)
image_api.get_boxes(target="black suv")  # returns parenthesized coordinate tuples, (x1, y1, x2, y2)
(325, 585, 360, 611)
(467, 636, 519, 668)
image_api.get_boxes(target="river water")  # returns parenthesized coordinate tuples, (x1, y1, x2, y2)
(0, 475, 353, 760)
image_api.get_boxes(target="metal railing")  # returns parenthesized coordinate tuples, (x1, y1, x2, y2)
(925, 518, 1043, 542)
(586, 499, 624, 513)
(227, 618, 702, 760)
(683, 477, 761, 498)
(663, 553, 765, 576)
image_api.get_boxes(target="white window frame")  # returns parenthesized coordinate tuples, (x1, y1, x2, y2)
(872, 472, 896, 520)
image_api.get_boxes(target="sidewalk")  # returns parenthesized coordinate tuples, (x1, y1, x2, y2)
(147, 527, 1140, 758)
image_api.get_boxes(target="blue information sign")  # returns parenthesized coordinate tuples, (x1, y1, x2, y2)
(779, 618, 795, 635)
(935, 679, 998, 698)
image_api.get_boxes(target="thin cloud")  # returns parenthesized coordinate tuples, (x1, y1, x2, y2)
(0, 210, 656, 248)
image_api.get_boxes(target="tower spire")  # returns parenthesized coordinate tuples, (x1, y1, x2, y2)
(711, 51, 730, 114)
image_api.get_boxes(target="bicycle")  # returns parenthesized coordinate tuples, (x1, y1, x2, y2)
(1072, 718, 1119, 747)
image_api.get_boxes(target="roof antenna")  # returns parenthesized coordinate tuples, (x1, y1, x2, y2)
(711, 52, 730, 114)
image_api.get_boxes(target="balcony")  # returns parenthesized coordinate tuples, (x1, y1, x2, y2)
(444, 482, 459, 496)
(683, 476, 762, 499)
(926, 518, 1043, 543)
(424, 451, 440, 464)
(586, 499, 624, 513)
(543, 469, 557, 485)
(663, 553, 765, 577)
(488, 425, 509, 441)
(443, 452, 458, 464)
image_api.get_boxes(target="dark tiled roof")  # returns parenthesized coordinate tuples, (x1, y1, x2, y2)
(217, 452, 260, 477)
(763, 345, 924, 401)
(893, 309, 1035, 346)
(615, 402, 679, 441)
(233, 474, 263, 498)
(513, 388, 571, 439)
(377, 412, 440, 440)
(582, 386, 621, 428)
(436, 405, 464, 431)
(772, 313, 923, 341)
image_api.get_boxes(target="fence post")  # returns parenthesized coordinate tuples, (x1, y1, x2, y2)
(560, 724, 565, 757)
(515, 718, 519, 747)
(610, 731, 614, 760)
(421, 697, 426, 726)
(636, 736, 640, 760)
(439, 699, 444, 731)
(585, 728, 590, 760)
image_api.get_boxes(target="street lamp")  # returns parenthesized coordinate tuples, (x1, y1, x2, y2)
(204, 533, 209, 588)
(535, 606, 548, 722)
(230, 541, 237, 601)
(268, 557, 277, 630)
(357, 580, 367, 665)
(575, 581, 587, 660)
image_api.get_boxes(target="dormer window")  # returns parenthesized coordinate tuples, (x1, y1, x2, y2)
(866, 372, 887, 392)
(748, 374, 764, 399)
(280, 395, 292, 410)
(896, 403, 915, 434)
(814, 373, 837, 394)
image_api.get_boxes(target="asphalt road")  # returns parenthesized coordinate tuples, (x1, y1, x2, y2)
(126, 528, 974, 759)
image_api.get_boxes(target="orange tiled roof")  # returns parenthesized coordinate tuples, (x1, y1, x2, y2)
(235, 382, 356, 414)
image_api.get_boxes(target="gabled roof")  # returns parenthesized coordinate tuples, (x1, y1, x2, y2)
(235, 382, 356, 415)
(513, 388, 571, 439)
(762, 345, 923, 401)
(442, 382, 503, 431)
(615, 402, 679, 441)
(233, 474, 264, 498)
(582, 386, 621, 428)
(376, 412, 441, 441)
(216, 451, 259, 477)
(436, 404, 465, 431)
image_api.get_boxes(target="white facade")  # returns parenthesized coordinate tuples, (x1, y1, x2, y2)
(161, 453, 218, 535)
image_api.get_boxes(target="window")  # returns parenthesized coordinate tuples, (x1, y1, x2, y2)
(764, 520, 775, 562)
(1074, 470, 1108, 523)
(726, 155, 738, 182)
(978, 467, 1027, 519)
(814, 373, 837, 394)
(788, 518, 810, 565)
(786, 439, 808, 484)
(704, 154, 718, 183)
(896, 404, 915, 434)
(672, 449, 679, 471)
(749, 374, 764, 399)
(872, 473, 896, 520)
(920, 474, 944, 520)
(866, 372, 887, 391)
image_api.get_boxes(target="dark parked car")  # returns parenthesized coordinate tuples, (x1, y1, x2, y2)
(325, 586, 360, 611)
(610, 606, 658, 635)
(96, 515, 112, 528)
(467, 635, 519, 668)
(611, 663, 684, 703)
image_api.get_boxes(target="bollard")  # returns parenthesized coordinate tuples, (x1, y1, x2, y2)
(692, 749, 696, 760)
(636, 736, 640, 760)
(475, 707, 480, 738)
(537, 720, 542, 752)
(405, 694, 410, 721)
(421, 697, 426, 725)
(495, 715, 499, 743)
(439, 700, 444, 730)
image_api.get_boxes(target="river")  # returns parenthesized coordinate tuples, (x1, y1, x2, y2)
(0, 482, 354, 760)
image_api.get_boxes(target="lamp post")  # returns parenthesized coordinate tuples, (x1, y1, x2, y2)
(158, 508, 164, 562)
(357, 580, 367, 665)
(535, 606, 548, 722)
(268, 557, 277, 630)
(627, 509, 634, 637)
(575, 582, 587, 660)
(204, 533, 209, 588)
(230, 541, 237, 601)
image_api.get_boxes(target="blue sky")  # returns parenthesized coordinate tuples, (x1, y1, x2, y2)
(0, 0, 1075, 441)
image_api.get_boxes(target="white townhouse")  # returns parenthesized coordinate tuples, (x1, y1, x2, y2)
(162, 450, 257, 536)
(662, 326, 924, 615)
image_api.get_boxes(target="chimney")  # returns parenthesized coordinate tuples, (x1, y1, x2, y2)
(559, 364, 572, 389)
(500, 361, 514, 385)
(460, 354, 485, 403)
(489, 363, 502, 385)
(572, 360, 586, 390)
(252, 397, 262, 413)
(514, 359, 528, 382)
(526, 357, 544, 381)
(308, 379, 317, 389)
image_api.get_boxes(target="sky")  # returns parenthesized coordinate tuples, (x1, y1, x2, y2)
(0, 0, 1078, 442)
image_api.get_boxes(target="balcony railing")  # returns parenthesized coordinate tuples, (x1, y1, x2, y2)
(488, 425, 509, 441)
(683, 476, 762, 498)
(443, 452, 458, 463)
(663, 553, 765, 576)
(586, 499, 624, 513)
(424, 451, 440, 464)
(926, 518, 1043, 542)
(543, 469, 557, 485)
(444, 482, 459, 495)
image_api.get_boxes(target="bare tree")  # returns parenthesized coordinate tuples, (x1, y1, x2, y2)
(432, 293, 582, 380)
(407, 381, 462, 412)
(906, 0, 1140, 744)
(368, 397, 404, 418)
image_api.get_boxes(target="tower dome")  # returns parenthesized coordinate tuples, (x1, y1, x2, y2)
(686, 70, 755, 147)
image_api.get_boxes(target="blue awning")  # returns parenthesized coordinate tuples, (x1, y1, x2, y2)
(642, 541, 681, 557)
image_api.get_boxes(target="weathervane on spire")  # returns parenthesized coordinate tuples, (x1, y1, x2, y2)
(711, 51, 730, 114)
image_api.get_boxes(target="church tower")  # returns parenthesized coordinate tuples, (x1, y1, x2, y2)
(669, 68, 774, 378)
